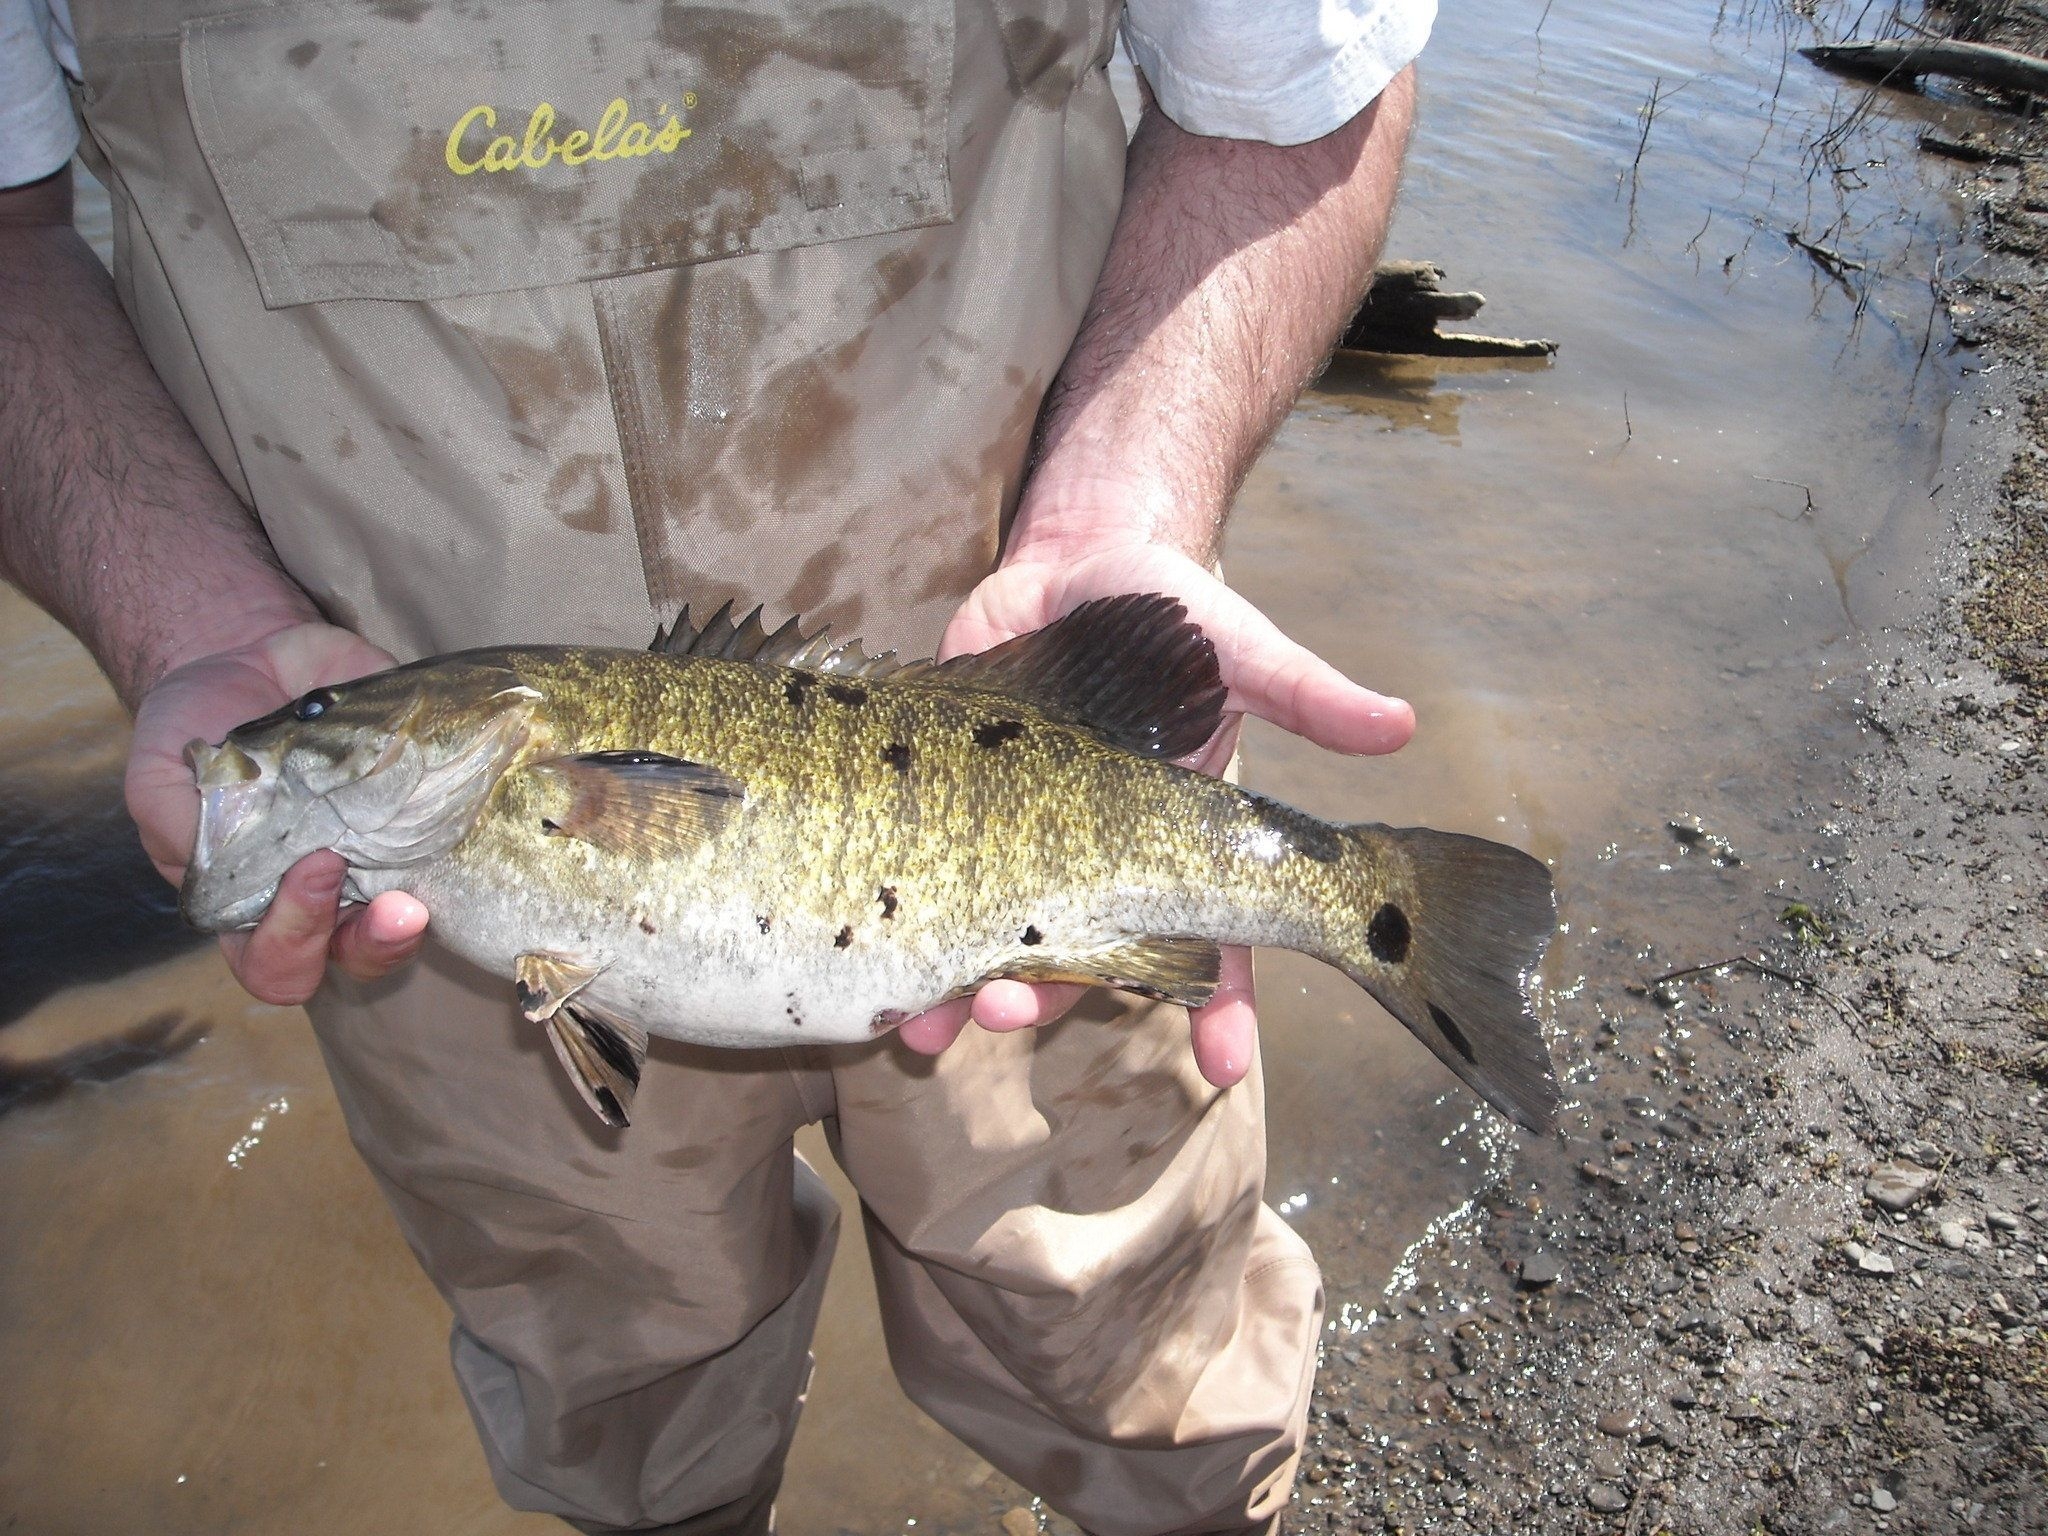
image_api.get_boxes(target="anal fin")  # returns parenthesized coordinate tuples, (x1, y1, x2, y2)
(992, 935, 1222, 1009)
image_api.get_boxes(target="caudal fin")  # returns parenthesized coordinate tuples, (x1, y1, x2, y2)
(1334, 826, 1561, 1132)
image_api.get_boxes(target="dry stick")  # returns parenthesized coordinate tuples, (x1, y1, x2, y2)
(1648, 955, 1866, 1030)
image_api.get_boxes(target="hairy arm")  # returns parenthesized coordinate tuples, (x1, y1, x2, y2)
(905, 70, 1420, 1081)
(0, 164, 424, 1001)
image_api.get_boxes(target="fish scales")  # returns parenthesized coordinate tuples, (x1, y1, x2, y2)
(180, 595, 1562, 1132)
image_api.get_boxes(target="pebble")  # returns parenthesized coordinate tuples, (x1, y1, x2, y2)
(1865, 1161, 1940, 1212)
(1587, 1482, 1629, 1513)
(1518, 1254, 1563, 1289)
(1596, 1411, 1639, 1437)
(1940, 1221, 1969, 1250)
(1871, 1488, 1898, 1513)
(1988, 1210, 2021, 1231)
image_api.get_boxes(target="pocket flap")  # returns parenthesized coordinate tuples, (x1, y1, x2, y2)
(183, 0, 953, 307)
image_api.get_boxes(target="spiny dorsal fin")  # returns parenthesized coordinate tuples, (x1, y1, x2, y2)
(921, 594, 1227, 759)
(528, 750, 745, 861)
(651, 600, 904, 679)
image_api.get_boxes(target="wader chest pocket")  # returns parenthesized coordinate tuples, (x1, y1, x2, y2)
(183, 0, 954, 307)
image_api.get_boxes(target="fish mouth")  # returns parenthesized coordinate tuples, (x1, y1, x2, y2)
(179, 739, 283, 933)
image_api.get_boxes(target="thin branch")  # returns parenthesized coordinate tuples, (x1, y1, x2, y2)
(1647, 955, 1866, 1030)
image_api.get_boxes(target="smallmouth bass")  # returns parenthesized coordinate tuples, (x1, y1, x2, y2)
(181, 595, 1560, 1130)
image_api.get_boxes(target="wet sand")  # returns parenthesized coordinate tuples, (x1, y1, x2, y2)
(0, 1, 2015, 1531)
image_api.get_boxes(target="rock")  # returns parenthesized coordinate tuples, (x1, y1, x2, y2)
(1596, 1410, 1639, 1437)
(1865, 1161, 1940, 1212)
(1518, 1254, 1563, 1289)
(1587, 1482, 1630, 1513)
(1939, 1221, 1969, 1249)
(1857, 1248, 1897, 1275)
(1988, 1209, 2021, 1231)
(1002, 1510, 1039, 1536)
(1871, 1488, 1898, 1513)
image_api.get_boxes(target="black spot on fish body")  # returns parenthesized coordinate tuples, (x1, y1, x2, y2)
(785, 674, 815, 708)
(974, 719, 1025, 749)
(1367, 903, 1412, 964)
(834, 925, 854, 949)
(877, 886, 898, 920)
(826, 683, 868, 707)
(1427, 1002, 1477, 1064)
(638, 915, 658, 936)
(882, 741, 911, 772)
(1021, 925, 1043, 946)
(757, 914, 773, 934)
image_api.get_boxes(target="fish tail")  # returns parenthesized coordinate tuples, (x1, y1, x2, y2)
(1329, 825, 1561, 1132)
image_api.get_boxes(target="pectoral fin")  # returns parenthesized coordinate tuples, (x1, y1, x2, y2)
(528, 751, 744, 861)
(515, 952, 647, 1127)
(988, 936, 1223, 1009)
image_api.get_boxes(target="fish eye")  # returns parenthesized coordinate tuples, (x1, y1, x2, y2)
(293, 688, 339, 721)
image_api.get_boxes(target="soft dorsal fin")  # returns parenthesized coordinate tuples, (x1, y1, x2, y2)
(651, 600, 904, 679)
(922, 594, 1226, 759)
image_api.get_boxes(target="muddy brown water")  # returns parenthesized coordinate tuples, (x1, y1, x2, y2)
(0, 3, 2001, 1530)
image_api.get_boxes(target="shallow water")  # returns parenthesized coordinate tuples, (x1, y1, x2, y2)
(0, 3, 1999, 1530)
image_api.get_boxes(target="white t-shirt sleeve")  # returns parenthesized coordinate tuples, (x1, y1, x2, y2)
(1120, 0, 1435, 146)
(0, 0, 80, 187)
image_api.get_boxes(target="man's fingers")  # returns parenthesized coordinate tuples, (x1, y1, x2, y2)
(1189, 585, 1415, 757)
(330, 891, 430, 982)
(219, 851, 347, 1006)
(1189, 945, 1258, 1088)
(895, 996, 973, 1055)
(970, 979, 1088, 1032)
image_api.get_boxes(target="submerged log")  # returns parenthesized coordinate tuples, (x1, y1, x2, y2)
(1341, 260, 1559, 358)
(1801, 38, 2048, 98)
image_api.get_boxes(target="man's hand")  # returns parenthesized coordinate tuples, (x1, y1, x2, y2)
(127, 621, 429, 1006)
(892, 540, 1414, 1087)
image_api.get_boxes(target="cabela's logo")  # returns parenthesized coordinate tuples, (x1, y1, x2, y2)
(444, 93, 696, 175)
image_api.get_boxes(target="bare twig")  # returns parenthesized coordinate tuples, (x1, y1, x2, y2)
(1648, 955, 1866, 1030)
(1754, 474, 1818, 514)
(1783, 226, 1867, 277)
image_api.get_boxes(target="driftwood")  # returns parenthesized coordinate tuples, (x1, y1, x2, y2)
(1801, 38, 2048, 97)
(1340, 260, 1559, 358)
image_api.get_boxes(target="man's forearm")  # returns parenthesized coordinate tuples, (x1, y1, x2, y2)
(1013, 67, 1416, 565)
(0, 167, 319, 710)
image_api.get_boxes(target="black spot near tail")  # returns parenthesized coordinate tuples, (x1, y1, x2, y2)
(882, 741, 911, 772)
(834, 925, 854, 949)
(1021, 925, 1043, 946)
(877, 886, 899, 919)
(1427, 1002, 1477, 1064)
(785, 674, 815, 708)
(757, 914, 773, 934)
(826, 683, 868, 707)
(1367, 903, 1412, 964)
(973, 719, 1025, 749)
(638, 915, 658, 936)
